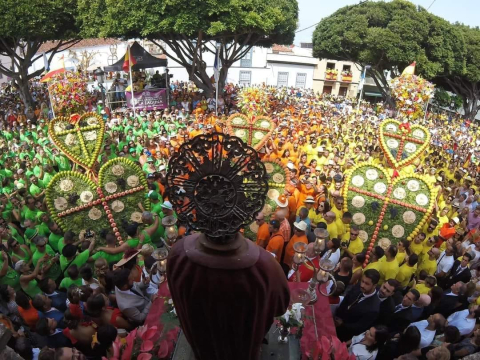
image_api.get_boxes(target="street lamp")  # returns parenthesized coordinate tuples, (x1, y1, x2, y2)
(150, 247, 169, 285)
(94, 67, 106, 106)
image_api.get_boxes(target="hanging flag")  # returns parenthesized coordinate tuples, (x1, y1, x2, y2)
(401, 61, 416, 76)
(40, 55, 65, 82)
(213, 44, 220, 83)
(122, 45, 137, 72)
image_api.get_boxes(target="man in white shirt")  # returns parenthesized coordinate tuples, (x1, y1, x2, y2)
(408, 313, 446, 348)
(447, 306, 480, 336)
(435, 246, 455, 278)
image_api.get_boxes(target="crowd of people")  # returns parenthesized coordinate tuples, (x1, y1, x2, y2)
(0, 77, 479, 359)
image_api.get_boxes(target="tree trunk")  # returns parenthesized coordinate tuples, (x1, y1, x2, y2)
(463, 96, 480, 121)
(14, 75, 34, 108)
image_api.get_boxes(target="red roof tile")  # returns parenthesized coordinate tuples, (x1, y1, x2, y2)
(272, 44, 293, 53)
(37, 38, 123, 54)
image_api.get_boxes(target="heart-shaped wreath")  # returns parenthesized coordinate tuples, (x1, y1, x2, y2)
(342, 161, 437, 258)
(48, 112, 105, 170)
(379, 119, 430, 169)
(245, 159, 290, 240)
(226, 113, 275, 151)
(45, 158, 150, 245)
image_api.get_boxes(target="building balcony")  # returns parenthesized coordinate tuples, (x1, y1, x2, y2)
(341, 75, 353, 82)
(325, 72, 338, 81)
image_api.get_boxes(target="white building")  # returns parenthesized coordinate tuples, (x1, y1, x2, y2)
(28, 38, 378, 98)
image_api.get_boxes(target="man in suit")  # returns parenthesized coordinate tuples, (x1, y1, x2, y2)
(39, 278, 67, 312)
(435, 281, 468, 318)
(114, 268, 153, 326)
(375, 279, 400, 326)
(442, 253, 473, 290)
(32, 294, 65, 329)
(334, 269, 381, 341)
(385, 289, 420, 335)
(35, 318, 72, 349)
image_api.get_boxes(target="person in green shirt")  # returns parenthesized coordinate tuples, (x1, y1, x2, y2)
(60, 240, 95, 272)
(52, 149, 70, 172)
(29, 175, 45, 199)
(58, 230, 81, 255)
(35, 212, 51, 237)
(31, 237, 61, 281)
(59, 264, 83, 290)
(0, 251, 20, 291)
(48, 223, 64, 253)
(16, 256, 47, 297)
(139, 212, 160, 247)
(8, 238, 32, 265)
(88, 233, 123, 264)
(96, 223, 142, 255)
(21, 196, 40, 222)
(41, 164, 55, 187)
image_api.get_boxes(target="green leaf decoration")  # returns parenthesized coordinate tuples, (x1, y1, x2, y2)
(45, 158, 150, 245)
(343, 161, 437, 253)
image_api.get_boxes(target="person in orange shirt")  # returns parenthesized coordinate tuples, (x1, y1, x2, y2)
(276, 194, 290, 220)
(254, 212, 270, 248)
(283, 221, 309, 269)
(266, 220, 285, 263)
(189, 123, 203, 139)
(285, 185, 298, 226)
(297, 177, 318, 210)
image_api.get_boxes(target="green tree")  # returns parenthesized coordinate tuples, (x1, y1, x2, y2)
(0, 0, 80, 107)
(434, 25, 480, 120)
(78, 0, 298, 95)
(312, 0, 464, 108)
(432, 88, 463, 111)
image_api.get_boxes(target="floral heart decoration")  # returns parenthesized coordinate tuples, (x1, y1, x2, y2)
(48, 112, 105, 170)
(226, 113, 275, 150)
(342, 161, 437, 260)
(245, 159, 290, 240)
(379, 119, 430, 169)
(45, 158, 150, 245)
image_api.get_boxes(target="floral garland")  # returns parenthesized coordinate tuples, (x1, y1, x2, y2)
(237, 87, 271, 116)
(226, 113, 275, 151)
(342, 160, 437, 266)
(48, 112, 105, 170)
(48, 71, 88, 116)
(378, 119, 431, 169)
(390, 74, 434, 120)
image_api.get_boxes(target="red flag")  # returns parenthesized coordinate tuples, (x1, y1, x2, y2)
(122, 46, 137, 72)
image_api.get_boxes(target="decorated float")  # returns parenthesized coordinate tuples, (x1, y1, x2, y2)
(342, 63, 436, 265)
(46, 112, 150, 246)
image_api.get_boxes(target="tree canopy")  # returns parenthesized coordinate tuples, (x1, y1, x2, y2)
(0, 0, 80, 106)
(433, 25, 480, 120)
(312, 0, 465, 109)
(79, 0, 298, 94)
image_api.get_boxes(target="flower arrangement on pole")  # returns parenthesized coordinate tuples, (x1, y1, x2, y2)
(48, 71, 88, 116)
(276, 303, 305, 343)
(389, 62, 435, 120)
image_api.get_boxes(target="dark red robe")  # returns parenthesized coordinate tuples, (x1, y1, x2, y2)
(167, 233, 290, 360)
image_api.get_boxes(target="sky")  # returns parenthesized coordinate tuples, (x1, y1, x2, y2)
(294, 0, 480, 44)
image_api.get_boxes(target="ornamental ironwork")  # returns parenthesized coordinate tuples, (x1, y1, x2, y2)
(166, 133, 268, 238)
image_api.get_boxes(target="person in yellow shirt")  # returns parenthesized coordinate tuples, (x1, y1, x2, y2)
(396, 254, 418, 288)
(414, 274, 437, 295)
(379, 245, 399, 285)
(396, 239, 410, 266)
(416, 247, 439, 276)
(437, 208, 450, 227)
(341, 225, 364, 258)
(422, 219, 440, 239)
(324, 211, 338, 240)
(331, 195, 345, 237)
(363, 246, 385, 273)
(410, 233, 427, 256)
(420, 236, 436, 258)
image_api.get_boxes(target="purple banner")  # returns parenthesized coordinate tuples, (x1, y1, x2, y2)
(125, 89, 168, 110)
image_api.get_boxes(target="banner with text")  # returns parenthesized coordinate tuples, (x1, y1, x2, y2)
(125, 89, 168, 110)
